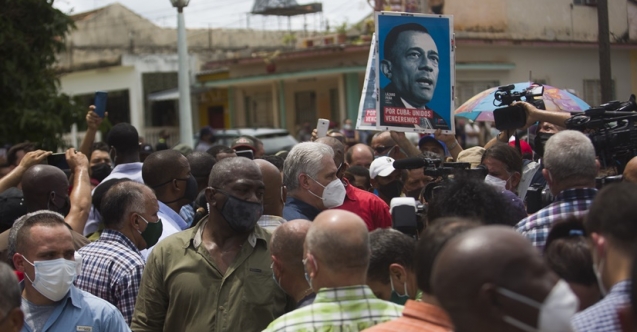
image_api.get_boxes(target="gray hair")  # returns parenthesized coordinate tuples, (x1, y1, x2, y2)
(283, 142, 334, 192)
(0, 262, 20, 317)
(100, 182, 149, 229)
(544, 130, 597, 185)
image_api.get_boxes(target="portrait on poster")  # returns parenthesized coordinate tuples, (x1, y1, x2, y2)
(375, 12, 455, 134)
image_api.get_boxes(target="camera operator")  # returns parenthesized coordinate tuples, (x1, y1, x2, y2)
(481, 143, 523, 195)
(515, 130, 598, 251)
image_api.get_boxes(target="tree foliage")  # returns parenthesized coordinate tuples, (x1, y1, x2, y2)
(0, 0, 84, 150)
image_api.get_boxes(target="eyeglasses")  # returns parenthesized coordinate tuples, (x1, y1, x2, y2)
(374, 145, 395, 155)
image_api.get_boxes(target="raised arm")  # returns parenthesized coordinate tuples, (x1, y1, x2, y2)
(79, 106, 106, 158)
(0, 150, 51, 193)
(64, 148, 91, 233)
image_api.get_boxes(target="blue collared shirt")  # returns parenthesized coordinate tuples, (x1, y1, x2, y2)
(83, 162, 144, 236)
(20, 285, 130, 332)
(283, 197, 321, 221)
(141, 201, 188, 260)
(572, 280, 630, 332)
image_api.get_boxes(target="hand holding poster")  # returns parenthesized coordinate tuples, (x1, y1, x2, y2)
(376, 12, 455, 134)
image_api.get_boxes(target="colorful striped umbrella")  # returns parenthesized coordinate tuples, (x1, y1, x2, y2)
(454, 82, 590, 122)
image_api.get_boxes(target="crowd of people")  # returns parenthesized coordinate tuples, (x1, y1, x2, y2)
(1, 100, 637, 332)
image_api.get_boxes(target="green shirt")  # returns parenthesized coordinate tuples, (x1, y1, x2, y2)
(263, 285, 404, 332)
(131, 218, 293, 332)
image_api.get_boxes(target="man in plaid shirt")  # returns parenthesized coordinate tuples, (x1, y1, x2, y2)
(263, 209, 403, 332)
(516, 130, 598, 251)
(75, 181, 160, 324)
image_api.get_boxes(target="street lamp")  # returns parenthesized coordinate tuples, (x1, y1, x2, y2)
(170, 0, 194, 148)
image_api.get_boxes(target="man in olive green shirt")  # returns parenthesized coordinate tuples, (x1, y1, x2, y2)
(131, 158, 293, 332)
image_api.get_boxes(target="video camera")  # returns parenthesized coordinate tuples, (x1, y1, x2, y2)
(565, 94, 637, 174)
(493, 85, 546, 131)
(393, 157, 488, 202)
(390, 197, 426, 240)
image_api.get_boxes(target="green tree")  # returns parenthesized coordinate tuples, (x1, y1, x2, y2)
(0, 0, 83, 150)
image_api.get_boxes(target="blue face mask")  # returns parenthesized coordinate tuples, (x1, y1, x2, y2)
(389, 277, 409, 305)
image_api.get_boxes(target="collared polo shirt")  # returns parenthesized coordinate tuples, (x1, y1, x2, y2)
(263, 285, 403, 332)
(20, 285, 129, 332)
(572, 280, 630, 332)
(141, 201, 188, 260)
(515, 187, 597, 251)
(336, 179, 392, 231)
(364, 300, 453, 332)
(283, 197, 321, 221)
(76, 229, 145, 324)
(257, 214, 287, 233)
(131, 218, 292, 332)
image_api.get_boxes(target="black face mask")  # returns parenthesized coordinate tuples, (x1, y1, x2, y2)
(48, 193, 71, 216)
(534, 132, 554, 158)
(215, 189, 263, 233)
(161, 175, 199, 205)
(90, 163, 112, 183)
(378, 180, 404, 200)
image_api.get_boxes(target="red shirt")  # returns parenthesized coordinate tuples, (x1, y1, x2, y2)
(335, 179, 392, 231)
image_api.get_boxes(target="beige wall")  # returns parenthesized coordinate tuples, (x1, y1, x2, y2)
(447, 0, 628, 42)
(456, 43, 632, 103)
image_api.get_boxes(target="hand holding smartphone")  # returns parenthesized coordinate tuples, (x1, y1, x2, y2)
(94, 91, 108, 118)
(316, 118, 330, 138)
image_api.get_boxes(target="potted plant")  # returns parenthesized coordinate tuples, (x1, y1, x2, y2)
(282, 32, 296, 47)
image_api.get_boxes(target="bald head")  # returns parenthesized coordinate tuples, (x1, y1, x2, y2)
(346, 144, 374, 169)
(142, 150, 189, 189)
(371, 132, 396, 152)
(306, 210, 370, 272)
(22, 165, 69, 212)
(316, 137, 345, 167)
(209, 157, 262, 189)
(432, 226, 559, 332)
(254, 159, 284, 216)
(270, 219, 311, 273)
(623, 157, 637, 183)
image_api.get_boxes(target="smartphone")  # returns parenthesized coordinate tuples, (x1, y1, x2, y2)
(493, 105, 527, 131)
(47, 153, 70, 170)
(94, 91, 108, 118)
(236, 149, 254, 160)
(316, 118, 330, 138)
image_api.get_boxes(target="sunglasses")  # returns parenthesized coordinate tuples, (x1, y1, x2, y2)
(374, 145, 396, 155)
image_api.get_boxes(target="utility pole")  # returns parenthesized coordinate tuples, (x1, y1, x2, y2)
(597, 0, 613, 103)
(375, 0, 383, 12)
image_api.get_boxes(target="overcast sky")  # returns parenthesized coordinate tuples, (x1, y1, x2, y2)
(53, 0, 373, 31)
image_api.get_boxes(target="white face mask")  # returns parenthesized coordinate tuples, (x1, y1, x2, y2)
(593, 256, 608, 296)
(308, 178, 346, 208)
(485, 174, 509, 189)
(22, 256, 77, 302)
(497, 279, 579, 332)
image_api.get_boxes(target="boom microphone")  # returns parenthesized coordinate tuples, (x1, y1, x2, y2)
(393, 157, 440, 170)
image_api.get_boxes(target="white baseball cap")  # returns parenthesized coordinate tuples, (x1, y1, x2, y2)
(370, 157, 396, 179)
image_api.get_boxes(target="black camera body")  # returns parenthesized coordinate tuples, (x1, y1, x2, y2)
(526, 183, 554, 214)
(422, 163, 488, 202)
(493, 85, 546, 131)
(390, 197, 426, 239)
(566, 94, 637, 174)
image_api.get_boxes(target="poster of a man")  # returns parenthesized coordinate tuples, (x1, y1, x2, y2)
(376, 12, 454, 134)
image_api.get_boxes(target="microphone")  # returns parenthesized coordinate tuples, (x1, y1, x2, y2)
(393, 157, 440, 170)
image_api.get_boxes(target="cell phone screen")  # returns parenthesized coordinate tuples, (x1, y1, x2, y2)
(47, 153, 70, 170)
(94, 91, 108, 118)
(236, 149, 254, 160)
